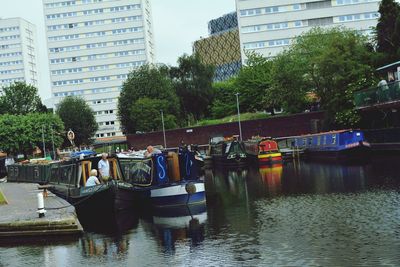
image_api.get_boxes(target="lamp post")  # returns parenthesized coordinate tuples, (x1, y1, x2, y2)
(235, 93, 243, 141)
(160, 110, 167, 149)
(41, 125, 46, 158)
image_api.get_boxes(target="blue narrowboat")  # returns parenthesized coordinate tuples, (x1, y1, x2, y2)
(292, 130, 371, 160)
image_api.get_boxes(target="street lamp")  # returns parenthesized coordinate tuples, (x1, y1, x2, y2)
(235, 93, 243, 141)
(41, 125, 46, 158)
(160, 110, 167, 149)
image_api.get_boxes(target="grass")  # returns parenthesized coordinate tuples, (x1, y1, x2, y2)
(194, 112, 281, 127)
(0, 189, 7, 205)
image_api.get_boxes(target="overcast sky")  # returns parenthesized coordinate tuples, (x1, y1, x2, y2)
(0, 0, 236, 100)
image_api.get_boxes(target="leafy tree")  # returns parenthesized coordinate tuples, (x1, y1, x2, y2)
(118, 64, 179, 134)
(269, 51, 310, 113)
(56, 96, 98, 147)
(0, 82, 46, 115)
(277, 27, 375, 127)
(0, 113, 64, 157)
(129, 98, 177, 132)
(210, 80, 238, 118)
(375, 0, 400, 64)
(170, 54, 215, 121)
(234, 53, 275, 113)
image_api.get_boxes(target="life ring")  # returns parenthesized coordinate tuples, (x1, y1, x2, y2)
(67, 130, 75, 141)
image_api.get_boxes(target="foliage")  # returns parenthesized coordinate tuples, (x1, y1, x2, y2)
(0, 82, 47, 115)
(375, 0, 400, 65)
(234, 53, 274, 113)
(269, 51, 310, 113)
(195, 112, 273, 127)
(279, 27, 375, 128)
(0, 113, 64, 157)
(118, 64, 179, 134)
(210, 80, 237, 119)
(128, 98, 177, 133)
(56, 96, 98, 147)
(170, 54, 215, 121)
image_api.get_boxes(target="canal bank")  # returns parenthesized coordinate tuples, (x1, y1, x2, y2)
(0, 182, 83, 241)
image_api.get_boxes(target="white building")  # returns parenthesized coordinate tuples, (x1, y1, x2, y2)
(43, 0, 155, 138)
(236, 0, 381, 62)
(0, 18, 38, 90)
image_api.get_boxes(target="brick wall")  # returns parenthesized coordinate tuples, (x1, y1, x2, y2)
(127, 112, 324, 150)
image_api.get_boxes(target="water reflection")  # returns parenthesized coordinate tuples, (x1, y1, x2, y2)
(142, 204, 207, 254)
(80, 234, 129, 259)
(2, 159, 400, 266)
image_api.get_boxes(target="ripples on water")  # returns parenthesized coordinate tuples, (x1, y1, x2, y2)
(1, 158, 400, 266)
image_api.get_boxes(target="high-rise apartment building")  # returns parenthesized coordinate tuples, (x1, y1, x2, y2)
(236, 0, 380, 62)
(0, 18, 38, 90)
(43, 0, 155, 138)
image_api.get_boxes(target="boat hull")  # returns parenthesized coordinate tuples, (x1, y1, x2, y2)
(150, 182, 206, 208)
(212, 155, 248, 168)
(306, 145, 371, 161)
(50, 181, 136, 218)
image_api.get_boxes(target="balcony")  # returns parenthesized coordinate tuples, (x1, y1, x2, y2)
(354, 81, 400, 109)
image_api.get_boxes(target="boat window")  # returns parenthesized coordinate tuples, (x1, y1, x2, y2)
(317, 136, 321, 145)
(323, 135, 327, 145)
(308, 138, 312, 146)
(332, 135, 336, 145)
(303, 138, 307, 146)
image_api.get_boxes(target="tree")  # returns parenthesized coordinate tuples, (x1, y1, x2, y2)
(0, 113, 64, 157)
(234, 53, 275, 113)
(170, 54, 215, 121)
(275, 27, 375, 127)
(56, 96, 98, 147)
(269, 51, 310, 113)
(118, 64, 179, 134)
(129, 98, 177, 132)
(0, 82, 46, 115)
(210, 79, 238, 119)
(375, 0, 400, 64)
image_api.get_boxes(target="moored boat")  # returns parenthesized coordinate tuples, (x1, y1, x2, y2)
(291, 129, 371, 160)
(209, 136, 247, 168)
(47, 155, 136, 217)
(118, 148, 206, 209)
(244, 137, 282, 165)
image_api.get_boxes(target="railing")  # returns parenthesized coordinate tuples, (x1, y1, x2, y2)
(354, 81, 400, 108)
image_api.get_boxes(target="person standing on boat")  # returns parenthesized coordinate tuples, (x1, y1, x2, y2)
(98, 153, 111, 182)
(86, 169, 100, 187)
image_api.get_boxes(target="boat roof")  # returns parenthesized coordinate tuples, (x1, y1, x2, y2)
(276, 129, 360, 140)
(376, 60, 400, 72)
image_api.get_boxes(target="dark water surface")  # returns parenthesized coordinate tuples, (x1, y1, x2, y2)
(1, 157, 400, 266)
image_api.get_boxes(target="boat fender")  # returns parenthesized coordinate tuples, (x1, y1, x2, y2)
(185, 182, 197, 195)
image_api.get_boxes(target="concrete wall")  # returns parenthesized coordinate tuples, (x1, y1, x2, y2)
(127, 111, 324, 150)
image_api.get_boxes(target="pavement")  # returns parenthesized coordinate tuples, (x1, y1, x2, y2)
(0, 182, 83, 239)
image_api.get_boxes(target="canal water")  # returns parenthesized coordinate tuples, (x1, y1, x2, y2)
(1, 157, 400, 266)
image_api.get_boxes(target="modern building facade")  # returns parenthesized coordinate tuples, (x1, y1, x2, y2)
(43, 0, 155, 138)
(236, 0, 381, 62)
(193, 12, 242, 81)
(0, 18, 38, 90)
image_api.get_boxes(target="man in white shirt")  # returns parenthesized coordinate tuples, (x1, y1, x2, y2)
(98, 153, 111, 182)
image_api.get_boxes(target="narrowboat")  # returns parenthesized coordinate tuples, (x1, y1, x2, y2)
(118, 148, 206, 209)
(244, 137, 282, 165)
(209, 136, 247, 167)
(46, 155, 136, 217)
(276, 137, 305, 160)
(291, 130, 371, 160)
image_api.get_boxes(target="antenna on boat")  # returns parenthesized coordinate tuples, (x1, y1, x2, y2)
(235, 93, 243, 141)
(160, 110, 167, 149)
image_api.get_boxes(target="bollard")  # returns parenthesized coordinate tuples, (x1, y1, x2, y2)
(37, 193, 46, 218)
